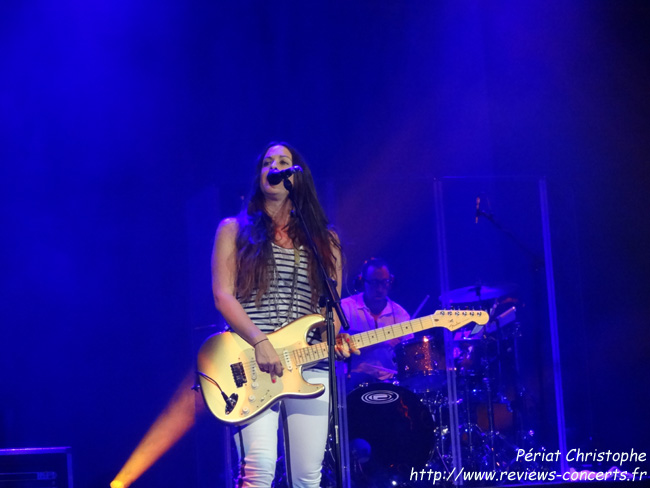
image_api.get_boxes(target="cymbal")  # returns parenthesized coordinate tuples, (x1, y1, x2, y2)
(439, 283, 516, 304)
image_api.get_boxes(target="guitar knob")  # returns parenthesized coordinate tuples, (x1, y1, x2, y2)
(242, 407, 249, 415)
(251, 381, 259, 390)
(248, 395, 256, 402)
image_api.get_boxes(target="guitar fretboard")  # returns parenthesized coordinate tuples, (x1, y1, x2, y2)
(291, 310, 486, 367)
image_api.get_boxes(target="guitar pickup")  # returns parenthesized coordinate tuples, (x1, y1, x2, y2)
(230, 362, 247, 387)
(282, 349, 293, 372)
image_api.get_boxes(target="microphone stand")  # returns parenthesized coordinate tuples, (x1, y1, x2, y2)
(476, 209, 544, 271)
(283, 177, 350, 488)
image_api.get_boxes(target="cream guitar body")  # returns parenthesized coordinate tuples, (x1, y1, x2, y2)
(197, 310, 487, 425)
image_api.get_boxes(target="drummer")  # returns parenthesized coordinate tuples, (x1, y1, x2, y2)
(341, 258, 413, 388)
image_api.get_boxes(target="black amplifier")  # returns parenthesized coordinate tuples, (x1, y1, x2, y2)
(0, 447, 72, 488)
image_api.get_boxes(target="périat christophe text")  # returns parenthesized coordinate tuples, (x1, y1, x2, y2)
(410, 448, 648, 484)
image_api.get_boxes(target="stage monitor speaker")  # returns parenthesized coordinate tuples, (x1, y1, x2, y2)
(0, 447, 73, 488)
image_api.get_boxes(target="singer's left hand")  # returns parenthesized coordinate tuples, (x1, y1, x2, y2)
(335, 333, 360, 360)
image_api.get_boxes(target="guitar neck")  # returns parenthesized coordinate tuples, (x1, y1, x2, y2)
(295, 310, 487, 366)
(346, 315, 435, 349)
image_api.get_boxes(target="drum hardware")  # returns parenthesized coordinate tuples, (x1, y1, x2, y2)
(411, 294, 431, 322)
(440, 318, 523, 475)
(453, 308, 519, 343)
(439, 283, 517, 305)
(480, 371, 499, 471)
(457, 336, 505, 472)
(430, 390, 514, 474)
(462, 305, 518, 339)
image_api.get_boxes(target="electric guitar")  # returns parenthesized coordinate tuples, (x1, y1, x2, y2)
(196, 309, 488, 425)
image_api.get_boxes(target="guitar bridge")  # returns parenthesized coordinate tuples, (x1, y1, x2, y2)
(230, 362, 247, 387)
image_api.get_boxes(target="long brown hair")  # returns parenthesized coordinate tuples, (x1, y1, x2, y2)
(235, 142, 340, 308)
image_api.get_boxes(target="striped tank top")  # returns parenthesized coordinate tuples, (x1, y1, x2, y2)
(238, 244, 325, 357)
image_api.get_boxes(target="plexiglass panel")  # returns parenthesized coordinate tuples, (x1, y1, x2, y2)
(431, 176, 566, 483)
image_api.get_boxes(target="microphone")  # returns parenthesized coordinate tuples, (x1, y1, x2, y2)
(268, 166, 303, 186)
(475, 196, 481, 224)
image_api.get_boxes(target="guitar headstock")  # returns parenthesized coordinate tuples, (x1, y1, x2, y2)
(432, 309, 489, 332)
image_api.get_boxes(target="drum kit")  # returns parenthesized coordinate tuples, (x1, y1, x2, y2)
(344, 283, 529, 487)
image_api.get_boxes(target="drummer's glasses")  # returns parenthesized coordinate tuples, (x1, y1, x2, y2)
(365, 278, 393, 287)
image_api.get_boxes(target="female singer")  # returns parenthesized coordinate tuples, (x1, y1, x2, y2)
(211, 141, 353, 487)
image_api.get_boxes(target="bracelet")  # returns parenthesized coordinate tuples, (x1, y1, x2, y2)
(253, 337, 269, 347)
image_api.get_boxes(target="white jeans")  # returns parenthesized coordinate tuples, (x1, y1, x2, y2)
(232, 369, 330, 488)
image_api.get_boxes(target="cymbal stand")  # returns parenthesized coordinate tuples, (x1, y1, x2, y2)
(458, 374, 482, 469)
(481, 311, 520, 472)
(482, 372, 497, 471)
(421, 389, 452, 473)
(511, 322, 530, 448)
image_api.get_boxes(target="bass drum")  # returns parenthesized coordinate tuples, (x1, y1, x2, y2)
(346, 383, 434, 484)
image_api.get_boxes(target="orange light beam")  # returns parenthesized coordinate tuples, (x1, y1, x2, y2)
(110, 369, 204, 488)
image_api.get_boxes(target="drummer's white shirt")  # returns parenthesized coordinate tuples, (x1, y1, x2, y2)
(340, 293, 412, 380)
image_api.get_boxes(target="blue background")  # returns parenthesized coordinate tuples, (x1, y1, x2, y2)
(1, 1, 649, 486)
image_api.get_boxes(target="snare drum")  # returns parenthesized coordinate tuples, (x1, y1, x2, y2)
(346, 383, 434, 482)
(395, 335, 446, 391)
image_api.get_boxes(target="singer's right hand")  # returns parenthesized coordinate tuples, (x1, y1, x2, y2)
(254, 339, 283, 381)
